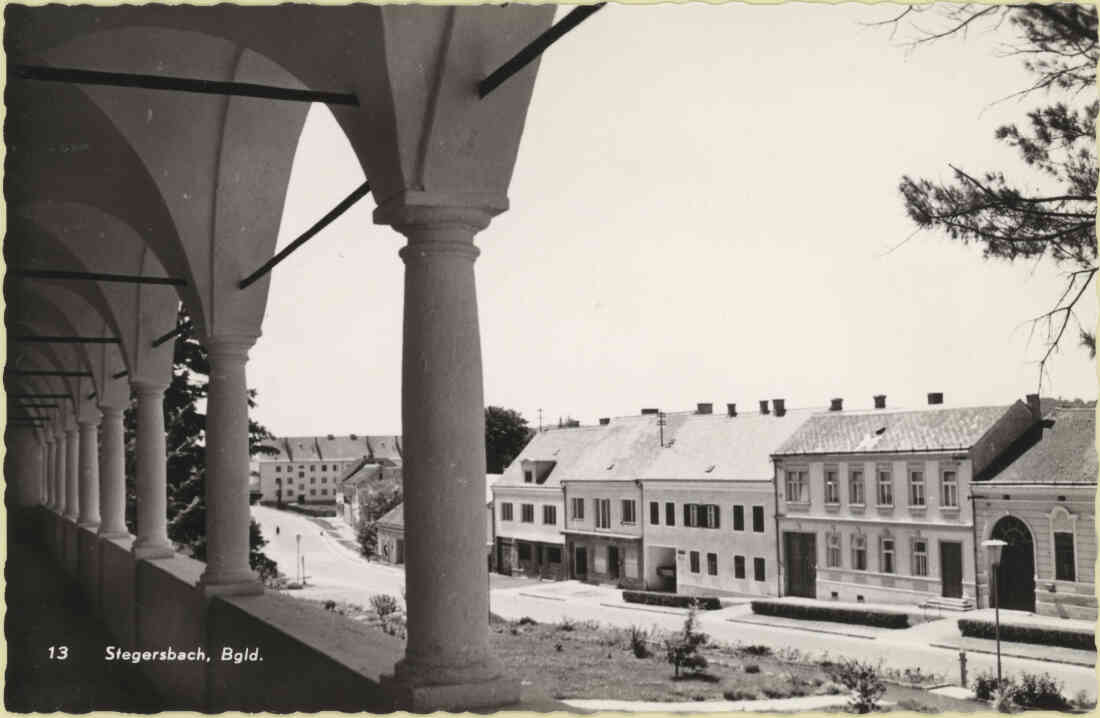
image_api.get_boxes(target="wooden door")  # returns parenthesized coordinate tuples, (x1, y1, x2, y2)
(784, 532, 816, 598)
(940, 542, 962, 598)
(608, 545, 620, 579)
(574, 546, 588, 578)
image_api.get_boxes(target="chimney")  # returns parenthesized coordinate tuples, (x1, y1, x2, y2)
(873, 395, 886, 410)
(829, 398, 843, 412)
(927, 392, 944, 406)
(641, 408, 659, 415)
(696, 402, 713, 415)
(726, 403, 737, 418)
(1026, 393, 1041, 420)
(772, 399, 786, 417)
(599, 417, 610, 425)
(759, 400, 770, 415)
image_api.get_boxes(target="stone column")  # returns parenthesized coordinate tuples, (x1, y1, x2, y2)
(386, 205, 517, 709)
(198, 336, 262, 596)
(65, 423, 80, 521)
(97, 407, 129, 538)
(44, 434, 55, 510)
(54, 427, 67, 517)
(132, 381, 173, 559)
(77, 414, 101, 529)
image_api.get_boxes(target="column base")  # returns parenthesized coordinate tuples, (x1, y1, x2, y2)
(97, 529, 131, 540)
(132, 542, 175, 560)
(198, 577, 264, 598)
(77, 520, 100, 530)
(382, 673, 521, 713)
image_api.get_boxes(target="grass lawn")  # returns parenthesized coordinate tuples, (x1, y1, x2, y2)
(297, 597, 993, 711)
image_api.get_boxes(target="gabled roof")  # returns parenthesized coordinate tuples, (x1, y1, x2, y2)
(979, 408, 1097, 485)
(773, 405, 1014, 456)
(377, 503, 404, 529)
(256, 435, 400, 463)
(498, 409, 816, 486)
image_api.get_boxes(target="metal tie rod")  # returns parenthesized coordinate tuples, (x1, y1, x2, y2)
(13, 65, 359, 106)
(5, 369, 92, 377)
(152, 320, 192, 348)
(239, 181, 372, 289)
(10, 403, 60, 409)
(478, 3, 607, 99)
(7, 393, 71, 399)
(8, 268, 187, 286)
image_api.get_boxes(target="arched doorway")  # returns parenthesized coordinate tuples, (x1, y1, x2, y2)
(992, 516, 1035, 612)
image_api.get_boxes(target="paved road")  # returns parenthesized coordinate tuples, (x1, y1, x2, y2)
(252, 506, 1096, 700)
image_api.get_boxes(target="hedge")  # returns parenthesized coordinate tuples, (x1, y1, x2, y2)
(958, 618, 1095, 651)
(622, 590, 721, 610)
(283, 503, 339, 518)
(750, 600, 909, 629)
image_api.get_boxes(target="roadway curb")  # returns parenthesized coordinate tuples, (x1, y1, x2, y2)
(725, 616, 876, 640)
(518, 592, 567, 602)
(928, 642, 1095, 668)
(598, 601, 687, 616)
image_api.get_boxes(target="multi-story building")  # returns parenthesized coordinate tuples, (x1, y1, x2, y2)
(772, 394, 1038, 609)
(257, 434, 401, 505)
(971, 406, 1097, 620)
(638, 400, 812, 597)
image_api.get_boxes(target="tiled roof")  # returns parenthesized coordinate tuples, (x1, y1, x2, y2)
(980, 408, 1097, 485)
(773, 406, 1013, 456)
(256, 435, 399, 463)
(498, 409, 816, 485)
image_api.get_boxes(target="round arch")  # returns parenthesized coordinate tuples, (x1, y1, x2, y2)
(991, 514, 1036, 612)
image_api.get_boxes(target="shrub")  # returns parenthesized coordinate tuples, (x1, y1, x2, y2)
(723, 688, 759, 701)
(558, 616, 576, 632)
(379, 612, 407, 639)
(973, 671, 1013, 702)
(751, 600, 908, 629)
(826, 657, 886, 714)
(369, 593, 400, 618)
(623, 590, 721, 610)
(958, 618, 1094, 650)
(744, 663, 761, 674)
(1072, 690, 1096, 710)
(740, 644, 773, 657)
(665, 603, 709, 677)
(1015, 672, 1070, 710)
(629, 625, 651, 658)
(896, 698, 941, 713)
(322, 600, 337, 611)
(518, 616, 537, 626)
(992, 684, 1021, 714)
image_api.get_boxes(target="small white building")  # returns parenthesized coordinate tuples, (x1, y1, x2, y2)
(257, 434, 401, 505)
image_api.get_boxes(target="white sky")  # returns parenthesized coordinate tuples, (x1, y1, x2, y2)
(249, 2, 1099, 437)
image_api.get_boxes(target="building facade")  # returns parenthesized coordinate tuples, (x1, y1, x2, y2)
(971, 407, 1097, 620)
(772, 395, 1038, 608)
(257, 434, 401, 505)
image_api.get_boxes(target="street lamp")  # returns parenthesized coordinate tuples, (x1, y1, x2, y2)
(296, 533, 302, 585)
(982, 538, 1007, 686)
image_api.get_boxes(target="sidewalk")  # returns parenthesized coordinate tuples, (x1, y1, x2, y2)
(563, 694, 858, 713)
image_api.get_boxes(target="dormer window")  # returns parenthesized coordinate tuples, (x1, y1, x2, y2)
(524, 469, 534, 484)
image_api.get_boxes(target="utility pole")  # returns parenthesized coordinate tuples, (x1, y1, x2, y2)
(658, 411, 666, 448)
(538, 408, 543, 433)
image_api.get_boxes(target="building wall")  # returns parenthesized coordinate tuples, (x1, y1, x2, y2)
(565, 534, 642, 588)
(493, 486, 563, 546)
(644, 481, 777, 597)
(972, 486, 1097, 620)
(377, 525, 403, 564)
(259, 459, 358, 504)
(776, 454, 977, 605)
(562, 481, 644, 588)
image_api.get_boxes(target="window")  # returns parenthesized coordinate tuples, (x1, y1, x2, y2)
(705, 504, 720, 529)
(650, 501, 660, 525)
(785, 469, 808, 503)
(310, 477, 316, 484)
(518, 543, 531, 560)
(825, 469, 840, 504)
(684, 504, 698, 528)
(826, 533, 842, 568)
(908, 469, 925, 507)
(689, 551, 700, 574)
(752, 505, 765, 533)
(275, 466, 281, 473)
(299, 471, 305, 479)
(913, 540, 928, 577)
(941, 470, 958, 508)
(311, 465, 316, 472)
(849, 468, 865, 505)
(596, 499, 611, 529)
(1055, 532, 1076, 581)
(881, 538, 895, 574)
(321, 489, 328, 496)
(852, 535, 867, 570)
(521, 504, 535, 523)
(734, 555, 746, 579)
(546, 547, 562, 563)
(665, 502, 675, 526)
(500, 503, 514, 521)
(310, 489, 316, 496)
(754, 557, 766, 582)
(322, 477, 327, 483)
(707, 553, 718, 576)
(524, 469, 534, 484)
(543, 505, 557, 525)
(570, 497, 585, 520)
(621, 500, 637, 524)
(876, 468, 893, 506)
(733, 505, 744, 531)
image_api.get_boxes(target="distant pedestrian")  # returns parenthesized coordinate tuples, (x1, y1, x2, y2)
(276, 526, 280, 535)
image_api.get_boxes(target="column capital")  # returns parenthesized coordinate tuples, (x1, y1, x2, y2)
(204, 334, 259, 362)
(77, 412, 102, 428)
(374, 191, 501, 234)
(131, 379, 168, 397)
(98, 404, 126, 419)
